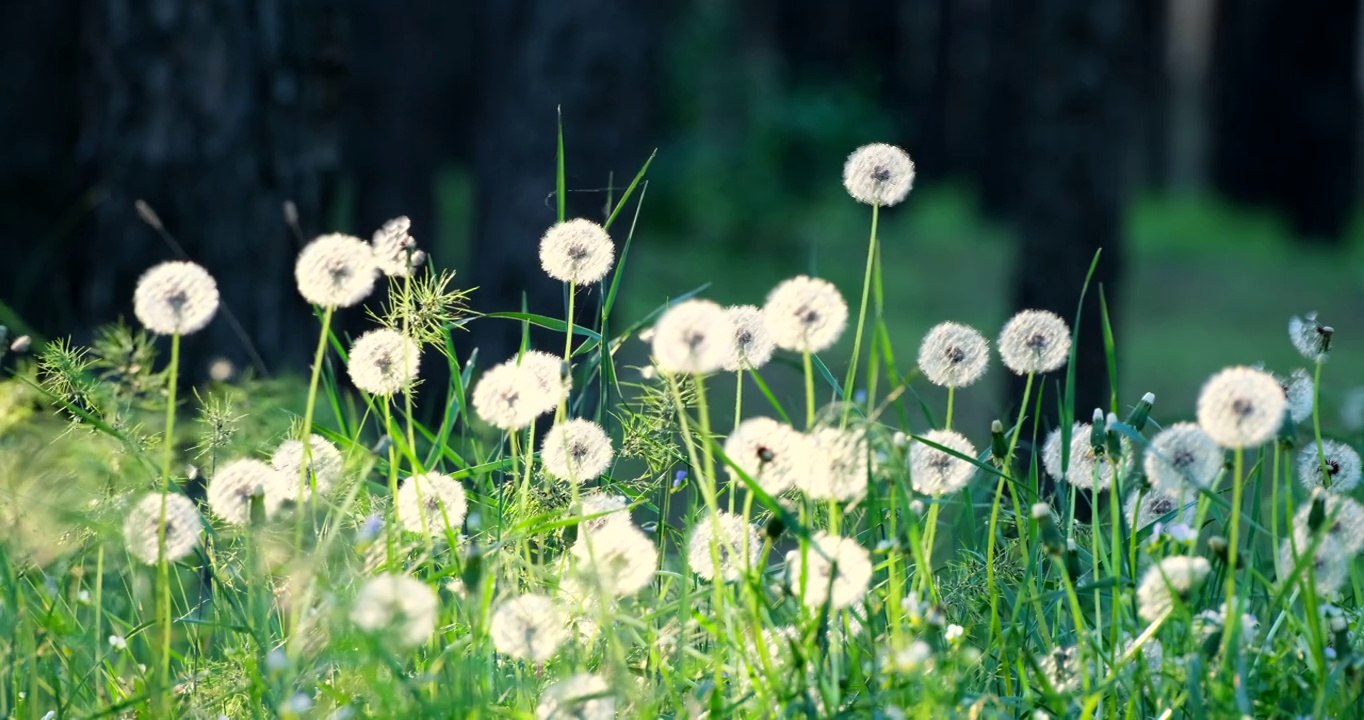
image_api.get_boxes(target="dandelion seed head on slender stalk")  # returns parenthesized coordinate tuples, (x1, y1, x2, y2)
(917, 322, 990, 388)
(722, 305, 775, 372)
(347, 328, 421, 397)
(541, 419, 614, 483)
(570, 520, 657, 597)
(396, 472, 468, 535)
(1136, 555, 1211, 623)
(1289, 311, 1332, 362)
(350, 573, 439, 648)
(576, 491, 630, 533)
(1296, 494, 1364, 556)
(723, 417, 805, 495)
(370, 216, 422, 278)
(1296, 440, 1361, 494)
(1279, 536, 1351, 597)
(540, 219, 615, 285)
(799, 427, 869, 503)
(519, 350, 570, 414)
(124, 493, 202, 565)
(1279, 368, 1315, 424)
(133, 261, 220, 336)
(295, 233, 378, 308)
(652, 299, 735, 374)
(471, 360, 544, 430)
(1125, 489, 1194, 531)
(909, 429, 978, 497)
(785, 531, 872, 610)
(842, 143, 916, 207)
(1041, 424, 1083, 482)
(686, 511, 761, 582)
(490, 593, 569, 662)
(271, 434, 345, 497)
(1197, 366, 1287, 449)
(206, 458, 288, 525)
(1057, 424, 1129, 492)
(764, 276, 848, 354)
(536, 673, 615, 720)
(997, 309, 1071, 375)
(1144, 422, 1223, 494)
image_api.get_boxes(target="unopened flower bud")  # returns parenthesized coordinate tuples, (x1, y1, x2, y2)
(8, 335, 28, 355)
(990, 420, 1007, 463)
(1125, 392, 1155, 431)
(1090, 409, 1106, 451)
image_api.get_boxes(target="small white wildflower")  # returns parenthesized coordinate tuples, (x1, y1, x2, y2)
(651, 299, 735, 374)
(686, 511, 761, 582)
(539, 219, 614, 285)
(346, 328, 421, 397)
(537, 673, 615, 720)
(133, 261, 220, 335)
(1197, 366, 1287, 449)
(785, 531, 872, 610)
(123, 493, 202, 565)
(997, 310, 1071, 375)
(1297, 440, 1362, 494)
(945, 624, 965, 643)
(271, 434, 345, 498)
(351, 573, 439, 648)
(1137, 556, 1211, 623)
(206, 458, 289, 525)
(799, 427, 869, 503)
(1144, 422, 1223, 493)
(1281, 368, 1315, 424)
(842, 143, 915, 207)
(1289, 312, 1332, 362)
(108, 634, 128, 650)
(370, 216, 421, 278)
(490, 594, 569, 662)
(396, 472, 468, 535)
(541, 419, 614, 483)
(294, 233, 378, 308)
(763, 275, 848, 354)
(471, 360, 544, 430)
(722, 304, 775, 371)
(570, 521, 657, 597)
(917, 322, 990, 388)
(909, 429, 978, 497)
(723, 417, 806, 495)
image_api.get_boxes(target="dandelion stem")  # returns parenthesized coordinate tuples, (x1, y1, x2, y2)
(156, 331, 181, 715)
(844, 203, 880, 420)
(944, 385, 955, 431)
(560, 283, 577, 421)
(1220, 447, 1245, 658)
(803, 350, 816, 430)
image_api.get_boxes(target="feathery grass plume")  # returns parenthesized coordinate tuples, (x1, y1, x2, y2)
(909, 429, 978, 497)
(1289, 311, 1332, 362)
(997, 309, 1071, 375)
(541, 419, 614, 483)
(346, 328, 421, 397)
(536, 673, 615, 720)
(490, 594, 570, 662)
(370, 216, 422, 278)
(372, 267, 470, 348)
(576, 491, 631, 533)
(1136, 555, 1211, 623)
(763, 275, 849, 354)
(270, 434, 345, 497)
(917, 322, 990, 388)
(1196, 366, 1288, 448)
(1144, 422, 1223, 494)
(1125, 489, 1195, 531)
(206, 458, 289, 525)
(124, 493, 202, 564)
(651, 299, 736, 374)
(570, 520, 657, 597)
(396, 472, 468, 535)
(1279, 536, 1351, 596)
(350, 573, 439, 648)
(686, 511, 762, 582)
(471, 359, 544, 430)
(799, 426, 869, 503)
(1279, 368, 1315, 424)
(539, 218, 614, 285)
(722, 304, 775, 371)
(842, 143, 915, 207)
(133, 261, 220, 336)
(723, 417, 806, 495)
(519, 350, 570, 414)
(294, 233, 378, 308)
(784, 531, 872, 609)
(1296, 440, 1361, 494)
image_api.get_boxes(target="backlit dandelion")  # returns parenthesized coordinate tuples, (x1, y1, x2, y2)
(1193, 603, 1259, 649)
(350, 574, 438, 648)
(540, 219, 614, 285)
(133, 261, 220, 335)
(490, 594, 570, 662)
(370, 216, 421, 278)
(346, 328, 420, 397)
(396, 472, 468, 535)
(271, 435, 345, 497)
(206, 459, 288, 525)
(1297, 441, 1361, 494)
(652, 299, 735, 374)
(1041, 424, 1083, 482)
(571, 521, 657, 597)
(1061, 424, 1129, 492)
(1037, 645, 1083, 694)
(843, 143, 916, 207)
(1281, 368, 1314, 424)
(917, 322, 990, 388)
(471, 360, 543, 430)
(785, 531, 872, 610)
(1197, 366, 1287, 448)
(1136, 555, 1211, 623)
(1296, 494, 1364, 555)
(722, 305, 775, 371)
(295, 233, 378, 308)
(799, 427, 869, 503)
(1280, 536, 1351, 597)
(576, 492, 631, 533)
(764, 276, 848, 354)
(541, 419, 614, 483)
(723, 417, 805, 495)
(909, 429, 978, 497)
(686, 511, 761, 582)
(537, 674, 615, 720)
(1289, 312, 1332, 362)
(519, 350, 570, 414)
(1145, 422, 1223, 494)
(1125, 490, 1195, 531)
(124, 493, 202, 565)
(998, 310, 1071, 375)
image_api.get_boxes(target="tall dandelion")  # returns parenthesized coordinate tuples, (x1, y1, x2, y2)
(347, 329, 421, 397)
(294, 233, 378, 308)
(799, 427, 869, 503)
(519, 350, 570, 415)
(723, 417, 807, 495)
(651, 299, 736, 374)
(686, 512, 762, 582)
(917, 322, 990, 389)
(1296, 440, 1361, 494)
(763, 276, 849, 354)
(909, 429, 978, 497)
(1280, 368, 1315, 424)
(842, 143, 916, 207)
(1125, 490, 1195, 531)
(541, 419, 614, 483)
(206, 459, 289, 525)
(396, 472, 468, 535)
(536, 674, 615, 720)
(271, 434, 345, 497)
(722, 305, 775, 372)
(490, 594, 570, 662)
(1144, 422, 1223, 494)
(785, 531, 872, 610)
(124, 493, 202, 565)
(350, 574, 439, 648)
(370, 216, 423, 278)
(471, 360, 545, 430)
(1289, 312, 1332, 362)
(539, 219, 615, 285)
(1136, 555, 1211, 623)
(570, 521, 657, 597)
(997, 309, 1071, 375)
(133, 261, 220, 336)
(1197, 366, 1287, 448)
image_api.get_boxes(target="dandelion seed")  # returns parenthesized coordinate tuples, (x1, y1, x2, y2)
(917, 322, 990, 388)
(539, 219, 614, 285)
(571, 521, 657, 597)
(723, 417, 805, 495)
(518, 350, 570, 414)
(541, 419, 614, 483)
(764, 276, 848, 354)
(133, 261, 220, 335)
(651, 299, 735, 374)
(1125, 489, 1194, 531)
(1280, 368, 1315, 424)
(785, 531, 872, 610)
(206, 458, 289, 525)
(370, 216, 421, 278)
(271, 434, 345, 497)
(471, 360, 544, 430)
(799, 427, 869, 503)
(396, 472, 468, 535)
(490, 594, 569, 662)
(686, 511, 762, 582)
(722, 305, 775, 371)
(294, 233, 378, 308)
(842, 143, 916, 207)
(123, 493, 202, 565)
(347, 328, 421, 397)
(1197, 366, 1287, 449)
(1297, 440, 1362, 494)
(1289, 312, 1332, 362)
(909, 429, 978, 497)
(1144, 422, 1223, 494)
(1136, 555, 1210, 623)
(997, 310, 1071, 375)
(350, 573, 439, 648)
(537, 673, 615, 720)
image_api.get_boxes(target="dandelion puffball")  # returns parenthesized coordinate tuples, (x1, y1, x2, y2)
(1289, 312, 1331, 362)
(1136, 555, 1210, 623)
(519, 350, 570, 414)
(686, 511, 761, 582)
(842, 143, 916, 207)
(271, 435, 345, 498)
(785, 531, 872, 610)
(1196, 366, 1287, 449)
(1144, 422, 1223, 494)
(909, 429, 978, 497)
(133, 261, 220, 335)
(764, 276, 848, 354)
(541, 419, 614, 483)
(370, 216, 421, 278)
(396, 472, 469, 535)
(471, 360, 544, 430)
(124, 493, 202, 565)
(917, 322, 990, 388)
(206, 458, 289, 525)
(1280, 368, 1314, 424)
(295, 233, 379, 308)
(650, 299, 736, 374)
(997, 309, 1071, 375)
(570, 520, 657, 597)
(350, 574, 439, 648)
(799, 427, 869, 503)
(723, 417, 805, 496)
(1125, 490, 1194, 531)
(539, 218, 615, 285)
(490, 593, 569, 662)
(722, 305, 775, 372)
(1297, 441, 1362, 494)
(536, 674, 615, 720)
(347, 328, 421, 396)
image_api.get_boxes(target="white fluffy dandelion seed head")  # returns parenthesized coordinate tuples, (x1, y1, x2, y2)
(570, 520, 657, 598)
(1041, 424, 1081, 482)
(519, 350, 570, 414)
(541, 419, 614, 483)
(536, 673, 615, 720)
(722, 305, 775, 372)
(471, 360, 544, 430)
(370, 216, 420, 278)
(1289, 312, 1331, 362)
(206, 458, 289, 525)
(1196, 366, 1287, 449)
(294, 233, 378, 308)
(271, 435, 345, 497)
(998, 310, 1071, 375)
(124, 493, 202, 565)
(539, 219, 615, 285)
(652, 299, 736, 374)
(842, 143, 916, 207)
(763, 276, 849, 354)
(576, 492, 630, 533)
(785, 531, 872, 610)
(347, 328, 421, 397)
(1061, 426, 1130, 492)
(1136, 555, 1211, 623)
(909, 429, 978, 497)
(686, 511, 762, 582)
(1125, 489, 1195, 531)
(490, 593, 570, 662)
(133, 261, 220, 335)
(798, 427, 869, 503)
(1281, 368, 1315, 424)
(723, 417, 806, 495)
(396, 472, 468, 535)
(1144, 422, 1223, 494)
(917, 322, 990, 388)
(350, 574, 438, 648)
(1296, 494, 1364, 556)
(1296, 440, 1362, 495)
(1279, 537, 1351, 597)
(1193, 602, 1259, 648)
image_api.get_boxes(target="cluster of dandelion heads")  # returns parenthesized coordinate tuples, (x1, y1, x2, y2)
(370, 215, 423, 278)
(1289, 311, 1332, 362)
(570, 520, 657, 597)
(1125, 490, 1194, 531)
(124, 493, 202, 564)
(785, 532, 872, 610)
(133, 261, 220, 335)
(295, 233, 378, 308)
(651, 299, 736, 374)
(801, 427, 869, 503)
(1280, 368, 1315, 424)
(271, 434, 345, 497)
(347, 328, 421, 397)
(396, 472, 468, 535)
(206, 458, 289, 525)
(997, 309, 1071, 375)
(917, 322, 990, 388)
(537, 674, 615, 720)
(519, 350, 570, 412)
(763, 276, 848, 354)
(1136, 555, 1211, 623)
(539, 218, 614, 285)
(541, 419, 614, 483)
(1197, 366, 1287, 448)
(686, 511, 761, 582)
(1297, 440, 1362, 494)
(490, 593, 569, 662)
(1144, 422, 1224, 494)
(842, 143, 916, 207)
(350, 573, 439, 648)
(723, 417, 804, 495)
(909, 429, 978, 497)
(471, 360, 543, 430)
(722, 305, 775, 371)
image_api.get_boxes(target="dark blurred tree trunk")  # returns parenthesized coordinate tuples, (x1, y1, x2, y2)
(1211, 0, 1358, 242)
(976, 0, 1026, 219)
(76, 0, 346, 379)
(1163, 0, 1214, 192)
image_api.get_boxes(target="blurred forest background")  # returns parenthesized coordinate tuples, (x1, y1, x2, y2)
(2, 0, 1363, 432)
